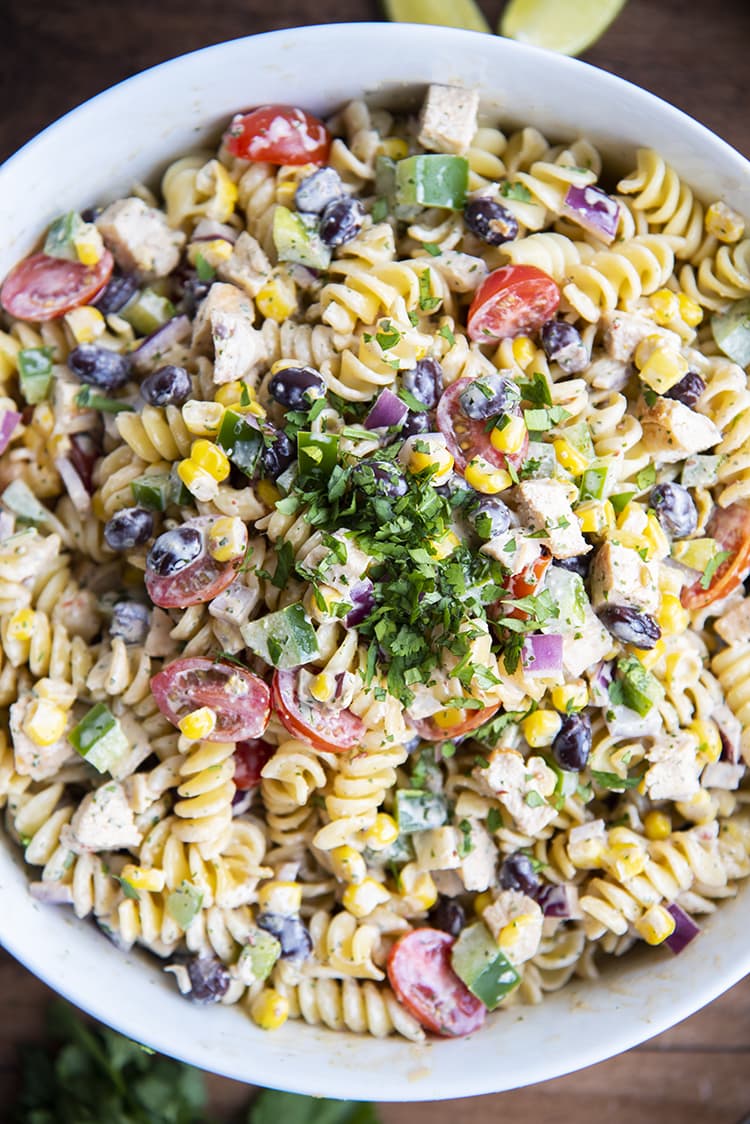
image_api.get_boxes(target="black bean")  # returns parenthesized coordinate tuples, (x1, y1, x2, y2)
(463, 198, 519, 245)
(186, 957, 230, 1003)
(352, 459, 407, 499)
(552, 712, 592, 771)
(649, 482, 698, 538)
(428, 897, 465, 937)
(555, 554, 591, 579)
(665, 371, 706, 408)
(294, 167, 344, 214)
(402, 357, 443, 409)
(261, 429, 295, 478)
(173, 267, 211, 317)
(94, 273, 138, 315)
(597, 604, 662, 649)
(470, 496, 512, 540)
(146, 526, 202, 576)
(103, 507, 154, 551)
(540, 320, 588, 374)
(80, 206, 101, 224)
(268, 366, 326, 410)
(499, 852, 540, 895)
(459, 372, 519, 421)
(319, 197, 365, 247)
(110, 601, 150, 644)
(67, 344, 131, 391)
(400, 410, 431, 439)
(256, 912, 312, 960)
(140, 364, 192, 407)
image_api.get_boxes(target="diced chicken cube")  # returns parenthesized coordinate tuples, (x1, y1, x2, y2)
(217, 231, 272, 298)
(586, 355, 631, 391)
(60, 782, 141, 854)
(473, 749, 557, 835)
(413, 827, 461, 872)
(432, 251, 488, 293)
(512, 480, 590, 560)
(602, 311, 680, 363)
(482, 531, 539, 575)
(192, 282, 267, 385)
(417, 84, 480, 156)
(590, 541, 659, 614)
(645, 734, 701, 802)
(701, 761, 745, 790)
(714, 598, 750, 645)
(458, 819, 496, 892)
(0, 529, 61, 585)
(96, 197, 184, 281)
(562, 600, 613, 678)
(640, 398, 721, 463)
(482, 890, 543, 965)
(10, 697, 74, 781)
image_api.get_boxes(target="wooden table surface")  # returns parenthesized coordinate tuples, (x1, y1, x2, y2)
(2, 0, 750, 1119)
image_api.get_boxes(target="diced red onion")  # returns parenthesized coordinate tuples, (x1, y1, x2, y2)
(54, 456, 91, 514)
(131, 315, 192, 373)
(536, 883, 581, 919)
(69, 433, 100, 495)
(665, 903, 701, 954)
(191, 219, 238, 244)
(589, 660, 614, 706)
(563, 185, 620, 244)
(0, 410, 21, 456)
(521, 633, 563, 677)
(364, 389, 409, 431)
(344, 580, 375, 627)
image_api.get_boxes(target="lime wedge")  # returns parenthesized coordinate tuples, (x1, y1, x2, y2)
(384, 0, 490, 33)
(500, 0, 627, 55)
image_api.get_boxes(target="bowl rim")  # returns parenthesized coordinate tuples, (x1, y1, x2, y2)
(1, 20, 750, 1102)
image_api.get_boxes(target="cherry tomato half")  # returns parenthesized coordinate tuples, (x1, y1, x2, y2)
(233, 739, 276, 790)
(387, 929, 486, 1037)
(145, 517, 238, 609)
(436, 378, 529, 475)
(0, 250, 114, 322)
(467, 265, 560, 342)
(272, 669, 364, 754)
(224, 105, 331, 166)
(503, 546, 552, 619)
(151, 657, 271, 741)
(681, 503, 750, 609)
(413, 701, 502, 742)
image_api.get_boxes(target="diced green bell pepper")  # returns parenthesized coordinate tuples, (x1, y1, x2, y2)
(239, 929, 282, 982)
(75, 386, 135, 414)
(216, 408, 264, 477)
(395, 155, 469, 210)
(273, 205, 331, 270)
(242, 603, 319, 669)
(2, 481, 52, 525)
(609, 491, 635, 516)
(131, 472, 172, 511)
(711, 297, 750, 367)
(450, 922, 520, 1010)
(119, 288, 176, 336)
(297, 431, 339, 478)
(43, 212, 84, 261)
(579, 461, 613, 502)
(616, 656, 663, 717)
(395, 789, 448, 834)
(69, 703, 130, 774)
(17, 347, 54, 405)
(166, 881, 204, 928)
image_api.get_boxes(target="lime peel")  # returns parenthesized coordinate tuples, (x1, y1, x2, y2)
(500, 0, 627, 56)
(383, 0, 490, 33)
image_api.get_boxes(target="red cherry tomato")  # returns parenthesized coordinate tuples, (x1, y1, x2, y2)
(467, 265, 560, 342)
(151, 657, 271, 741)
(681, 503, 750, 609)
(387, 929, 486, 1037)
(233, 739, 276, 790)
(413, 701, 502, 742)
(436, 378, 529, 474)
(0, 250, 113, 322)
(224, 105, 331, 166)
(145, 555, 236, 609)
(272, 669, 364, 754)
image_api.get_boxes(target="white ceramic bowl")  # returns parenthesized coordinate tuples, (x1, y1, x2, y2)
(1, 22, 749, 1102)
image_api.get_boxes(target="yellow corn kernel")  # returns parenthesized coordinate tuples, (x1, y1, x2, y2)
(705, 200, 745, 244)
(688, 718, 723, 764)
(428, 530, 460, 561)
(250, 988, 289, 1031)
(635, 638, 665, 670)
(553, 436, 590, 475)
(73, 224, 105, 266)
(343, 877, 391, 919)
(330, 846, 367, 884)
(648, 288, 679, 326)
(177, 459, 218, 502)
(522, 709, 562, 749)
(657, 560, 684, 596)
(181, 400, 224, 437)
(644, 810, 672, 841)
(214, 381, 244, 407)
(464, 457, 512, 495)
(643, 513, 669, 561)
(405, 871, 438, 912)
(120, 864, 166, 893)
(576, 499, 615, 535)
(191, 439, 230, 482)
(178, 706, 217, 740)
(637, 346, 689, 394)
(256, 270, 298, 323)
(406, 436, 454, 485)
(203, 160, 238, 221)
(635, 904, 676, 946)
(65, 306, 106, 344)
(32, 401, 56, 436)
(490, 415, 527, 455)
(657, 593, 690, 636)
(512, 335, 536, 369)
(34, 678, 77, 710)
(430, 706, 467, 730)
(309, 672, 335, 703)
(22, 699, 67, 747)
(7, 608, 36, 641)
(676, 292, 703, 328)
(188, 237, 234, 268)
(379, 137, 409, 160)
(363, 813, 399, 851)
(474, 890, 494, 916)
(551, 680, 589, 714)
(498, 913, 538, 955)
(604, 841, 647, 881)
(257, 479, 281, 508)
(207, 515, 247, 562)
(567, 835, 606, 868)
(258, 880, 303, 915)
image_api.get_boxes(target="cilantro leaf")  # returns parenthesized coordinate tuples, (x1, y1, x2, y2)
(438, 323, 456, 346)
(501, 181, 532, 202)
(590, 769, 643, 790)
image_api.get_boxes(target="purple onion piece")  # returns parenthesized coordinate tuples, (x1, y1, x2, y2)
(364, 389, 409, 430)
(131, 315, 192, 374)
(536, 883, 580, 919)
(521, 632, 564, 676)
(665, 903, 701, 954)
(344, 579, 375, 627)
(589, 659, 614, 707)
(0, 411, 21, 456)
(714, 704, 742, 764)
(563, 185, 620, 244)
(54, 456, 91, 514)
(191, 219, 238, 243)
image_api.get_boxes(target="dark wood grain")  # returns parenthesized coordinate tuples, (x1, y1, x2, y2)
(1, 1, 750, 1118)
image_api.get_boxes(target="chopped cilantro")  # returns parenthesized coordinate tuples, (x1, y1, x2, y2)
(375, 321, 401, 351)
(590, 769, 642, 790)
(635, 464, 656, 491)
(501, 181, 532, 202)
(438, 323, 456, 346)
(518, 372, 552, 406)
(418, 270, 441, 311)
(701, 549, 732, 589)
(457, 819, 474, 857)
(487, 807, 502, 832)
(423, 242, 442, 256)
(194, 251, 216, 281)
